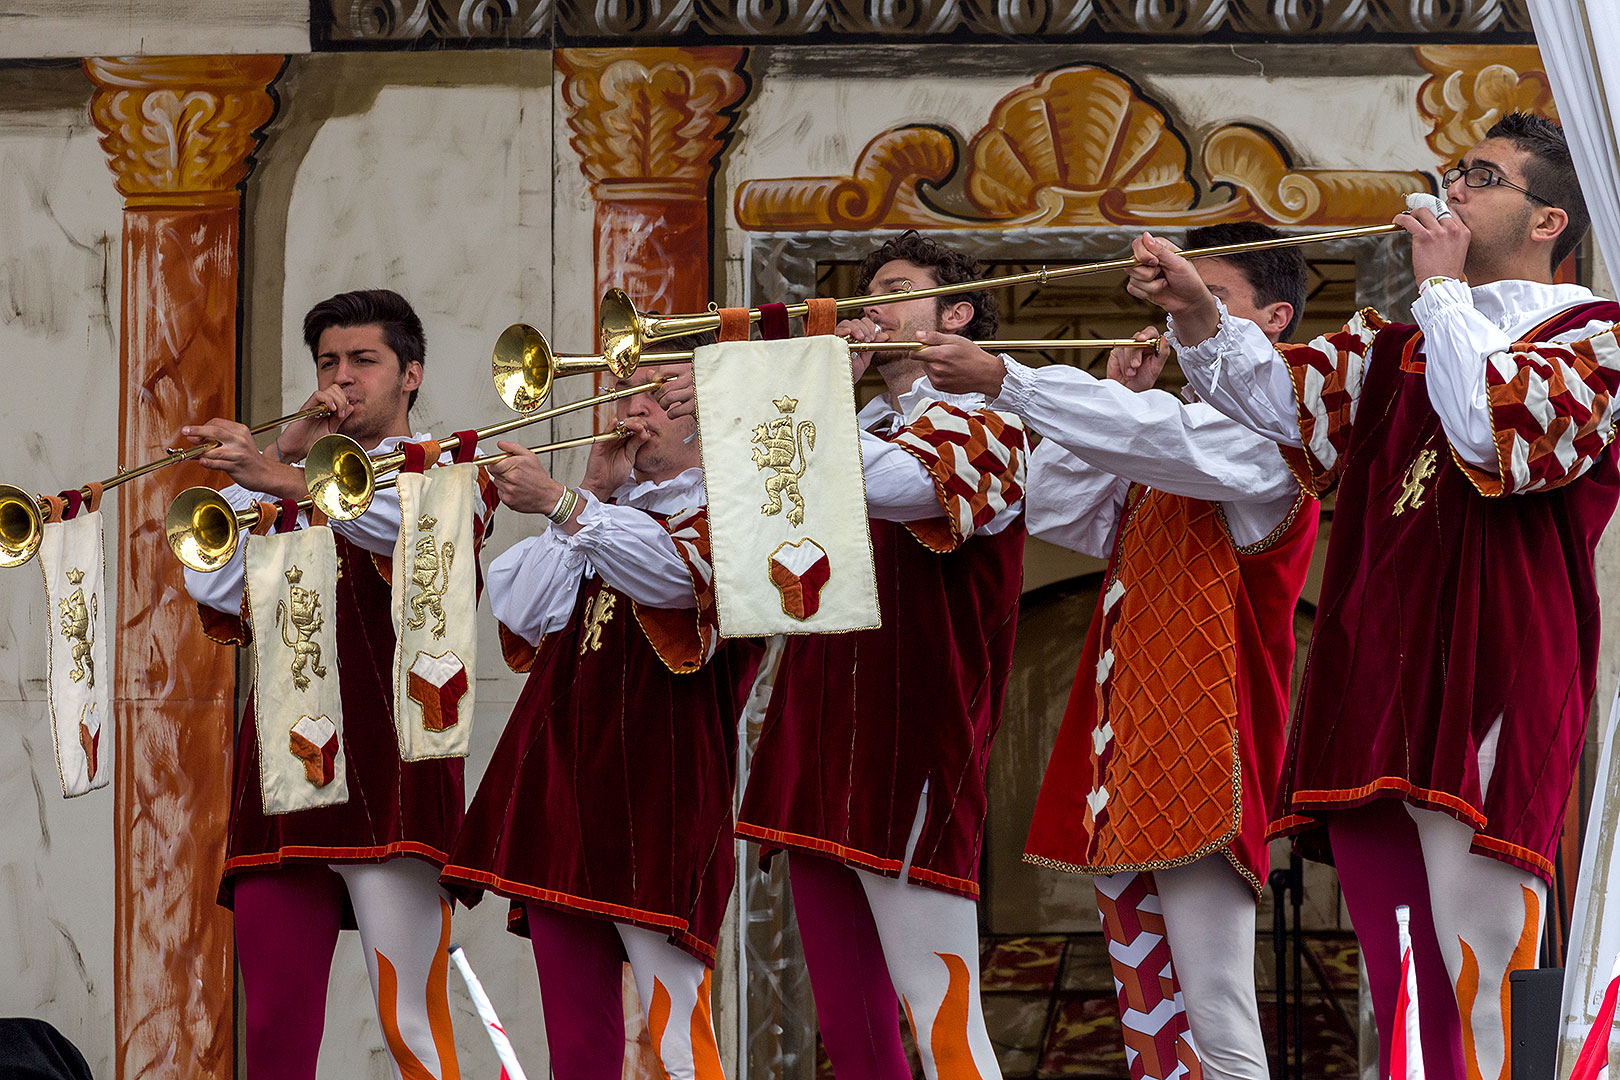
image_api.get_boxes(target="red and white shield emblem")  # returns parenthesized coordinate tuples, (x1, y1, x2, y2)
(768, 538, 831, 620)
(407, 651, 469, 733)
(289, 714, 339, 787)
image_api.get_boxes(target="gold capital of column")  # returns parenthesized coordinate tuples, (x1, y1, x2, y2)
(557, 46, 749, 196)
(84, 55, 285, 209)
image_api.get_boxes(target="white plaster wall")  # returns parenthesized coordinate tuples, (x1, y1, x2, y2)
(269, 57, 561, 1079)
(0, 73, 123, 1078)
(0, 1, 310, 58)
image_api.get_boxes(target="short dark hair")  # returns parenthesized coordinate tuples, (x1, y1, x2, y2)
(856, 231, 998, 339)
(1484, 112, 1590, 271)
(1187, 222, 1309, 341)
(303, 289, 426, 411)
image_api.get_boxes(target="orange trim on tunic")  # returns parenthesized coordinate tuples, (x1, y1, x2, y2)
(734, 822, 981, 900)
(452, 866, 720, 964)
(224, 840, 450, 875)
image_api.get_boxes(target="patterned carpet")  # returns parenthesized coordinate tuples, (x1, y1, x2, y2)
(815, 932, 1362, 1078)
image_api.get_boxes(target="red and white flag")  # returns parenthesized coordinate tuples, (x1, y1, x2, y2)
(1570, 954, 1620, 1080)
(1390, 905, 1426, 1080)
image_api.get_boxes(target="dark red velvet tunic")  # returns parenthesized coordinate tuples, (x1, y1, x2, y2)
(440, 577, 749, 965)
(1275, 302, 1620, 883)
(200, 534, 465, 911)
(735, 517, 1025, 898)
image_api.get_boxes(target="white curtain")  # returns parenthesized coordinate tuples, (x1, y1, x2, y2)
(1526, 1, 1620, 1073)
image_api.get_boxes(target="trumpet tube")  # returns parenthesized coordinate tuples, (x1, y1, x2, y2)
(306, 378, 667, 522)
(599, 221, 1405, 371)
(0, 403, 331, 569)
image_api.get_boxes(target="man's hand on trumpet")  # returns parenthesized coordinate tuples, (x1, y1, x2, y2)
(915, 332, 1007, 396)
(1125, 233, 1222, 347)
(1107, 327, 1169, 392)
(488, 439, 588, 532)
(580, 418, 647, 502)
(653, 372, 696, 420)
(269, 386, 352, 464)
(1394, 201, 1470, 286)
(836, 315, 890, 382)
(181, 386, 349, 500)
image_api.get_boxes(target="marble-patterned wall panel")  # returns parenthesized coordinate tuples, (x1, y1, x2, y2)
(246, 51, 558, 1079)
(0, 2, 309, 59)
(0, 66, 123, 1077)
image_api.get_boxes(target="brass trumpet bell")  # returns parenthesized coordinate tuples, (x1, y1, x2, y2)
(165, 486, 241, 573)
(305, 434, 376, 522)
(493, 323, 557, 413)
(597, 288, 645, 381)
(0, 484, 44, 569)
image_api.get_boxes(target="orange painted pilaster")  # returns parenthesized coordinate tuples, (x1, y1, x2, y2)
(84, 54, 284, 1080)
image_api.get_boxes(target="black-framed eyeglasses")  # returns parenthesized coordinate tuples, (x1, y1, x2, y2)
(1442, 165, 1552, 206)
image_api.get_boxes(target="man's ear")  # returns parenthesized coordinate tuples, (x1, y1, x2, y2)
(1532, 205, 1570, 258)
(940, 299, 975, 334)
(402, 360, 424, 393)
(1263, 301, 1294, 339)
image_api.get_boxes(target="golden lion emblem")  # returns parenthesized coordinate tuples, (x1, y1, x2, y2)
(276, 566, 329, 691)
(59, 568, 96, 688)
(406, 514, 454, 640)
(752, 395, 817, 527)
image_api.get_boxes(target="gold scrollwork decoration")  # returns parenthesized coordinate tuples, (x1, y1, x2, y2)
(1416, 45, 1555, 161)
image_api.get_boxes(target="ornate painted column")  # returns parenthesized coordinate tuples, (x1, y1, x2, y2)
(84, 54, 284, 1080)
(556, 46, 749, 335)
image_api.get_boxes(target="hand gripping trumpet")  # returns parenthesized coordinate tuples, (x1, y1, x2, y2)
(166, 426, 632, 573)
(0, 403, 331, 568)
(595, 219, 1418, 373)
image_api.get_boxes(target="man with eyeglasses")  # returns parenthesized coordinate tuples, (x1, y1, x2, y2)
(1122, 112, 1620, 1080)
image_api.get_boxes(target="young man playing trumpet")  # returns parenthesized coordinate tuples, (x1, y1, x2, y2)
(441, 340, 749, 1080)
(923, 222, 1316, 1080)
(1128, 113, 1620, 1080)
(663, 232, 1025, 1079)
(182, 289, 469, 1080)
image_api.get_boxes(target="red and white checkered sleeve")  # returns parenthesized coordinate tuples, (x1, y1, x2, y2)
(1454, 321, 1620, 496)
(636, 506, 720, 672)
(1278, 309, 1385, 497)
(885, 403, 1028, 553)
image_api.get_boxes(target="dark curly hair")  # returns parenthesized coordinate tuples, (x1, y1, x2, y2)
(856, 231, 998, 339)
(303, 289, 426, 412)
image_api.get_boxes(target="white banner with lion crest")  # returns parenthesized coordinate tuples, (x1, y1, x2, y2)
(391, 464, 479, 761)
(245, 526, 348, 814)
(38, 512, 110, 797)
(692, 336, 880, 636)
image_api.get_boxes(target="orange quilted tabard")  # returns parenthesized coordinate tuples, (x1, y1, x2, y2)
(1091, 488, 1242, 868)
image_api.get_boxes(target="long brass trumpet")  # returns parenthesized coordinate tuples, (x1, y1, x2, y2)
(304, 378, 668, 522)
(493, 321, 1160, 401)
(167, 428, 630, 574)
(598, 222, 1405, 373)
(0, 403, 331, 569)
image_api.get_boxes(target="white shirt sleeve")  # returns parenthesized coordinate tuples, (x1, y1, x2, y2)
(487, 533, 588, 645)
(1023, 438, 1129, 557)
(859, 430, 950, 522)
(1169, 299, 1306, 448)
(561, 492, 700, 610)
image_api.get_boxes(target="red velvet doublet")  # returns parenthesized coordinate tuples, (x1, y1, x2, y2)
(735, 517, 1025, 899)
(1025, 484, 1316, 892)
(440, 577, 749, 965)
(201, 535, 466, 911)
(1275, 303, 1620, 883)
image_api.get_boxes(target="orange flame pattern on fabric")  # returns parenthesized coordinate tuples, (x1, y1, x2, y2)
(929, 951, 984, 1080)
(376, 898, 462, 1080)
(1456, 884, 1542, 1080)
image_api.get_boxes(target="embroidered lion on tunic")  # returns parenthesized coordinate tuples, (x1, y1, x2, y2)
(277, 583, 328, 691)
